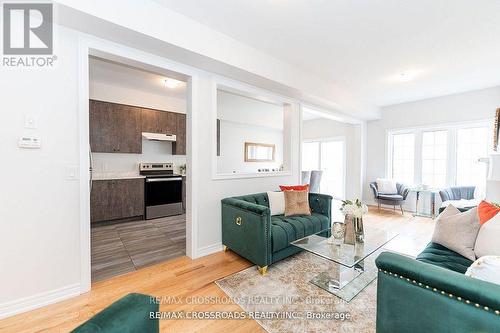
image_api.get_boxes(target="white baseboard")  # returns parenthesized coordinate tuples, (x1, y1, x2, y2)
(0, 283, 81, 320)
(196, 243, 223, 258)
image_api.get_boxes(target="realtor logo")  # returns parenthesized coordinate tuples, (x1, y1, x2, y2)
(3, 3, 53, 55)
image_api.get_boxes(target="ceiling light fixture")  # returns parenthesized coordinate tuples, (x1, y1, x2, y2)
(398, 72, 414, 82)
(164, 78, 181, 89)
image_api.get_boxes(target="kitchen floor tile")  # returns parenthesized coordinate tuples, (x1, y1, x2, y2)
(91, 215, 186, 282)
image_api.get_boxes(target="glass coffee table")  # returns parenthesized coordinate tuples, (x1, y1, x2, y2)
(291, 227, 397, 301)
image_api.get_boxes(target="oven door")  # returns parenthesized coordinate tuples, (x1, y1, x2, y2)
(145, 177, 183, 219)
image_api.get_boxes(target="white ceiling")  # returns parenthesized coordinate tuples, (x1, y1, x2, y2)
(155, 0, 500, 107)
(89, 57, 187, 99)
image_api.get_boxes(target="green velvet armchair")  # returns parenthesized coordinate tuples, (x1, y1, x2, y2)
(72, 293, 159, 333)
(221, 192, 332, 274)
(375, 247, 500, 333)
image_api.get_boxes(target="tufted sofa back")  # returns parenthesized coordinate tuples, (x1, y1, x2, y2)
(439, 186, 475, 202)
(232, 192, 270, 207)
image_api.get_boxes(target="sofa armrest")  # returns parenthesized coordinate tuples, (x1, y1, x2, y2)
(308, 193, 332, 219)
(375, 252, 500, 333)
(370, 182, 379, 198)
(221, 198, 271, 267)
(399, 184, 410, 200)
(72, 293, 158, 333)
(221, 198, 270, 216)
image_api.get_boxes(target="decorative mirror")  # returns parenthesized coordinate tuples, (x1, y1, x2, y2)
(244, 142, 275, 162)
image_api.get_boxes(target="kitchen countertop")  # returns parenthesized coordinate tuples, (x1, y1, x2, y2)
(92, 172, 146, 181)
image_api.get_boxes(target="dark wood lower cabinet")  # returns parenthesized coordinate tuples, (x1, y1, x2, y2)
(91, 179, 145, 223)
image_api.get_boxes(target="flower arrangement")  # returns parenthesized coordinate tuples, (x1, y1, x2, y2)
(340, 199, 368, 218)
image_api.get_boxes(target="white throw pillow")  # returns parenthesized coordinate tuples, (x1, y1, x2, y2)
(267, 191, 285, 216)
(376, 178, 397, 194)
(465, 256, 500, 285)
(474, 213, 500, 258)
(431, 205, 480, 261)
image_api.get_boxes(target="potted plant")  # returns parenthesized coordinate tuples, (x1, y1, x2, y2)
(340, 199, 368, 243)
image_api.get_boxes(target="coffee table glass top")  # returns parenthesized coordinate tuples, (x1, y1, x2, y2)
(291, 227, 397, 268)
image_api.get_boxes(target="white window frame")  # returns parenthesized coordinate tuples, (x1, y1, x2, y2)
(386, 130, 416, 185)
(386, 119, 492, 187)
(302, 136, 347, 199)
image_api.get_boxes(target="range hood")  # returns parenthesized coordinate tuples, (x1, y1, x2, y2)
(142, 132, 177, 141)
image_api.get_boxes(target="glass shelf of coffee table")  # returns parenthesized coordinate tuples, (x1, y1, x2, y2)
(291, 227, 397, 301)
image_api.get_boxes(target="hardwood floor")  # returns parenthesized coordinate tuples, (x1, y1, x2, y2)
(0, 208, 434, 333)
(91, 214, 186, 282)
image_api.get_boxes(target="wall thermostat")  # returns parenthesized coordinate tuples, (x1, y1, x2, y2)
(18, 136, 41, 149)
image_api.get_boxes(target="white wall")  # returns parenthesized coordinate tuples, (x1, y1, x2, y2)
(216, 90, 285, 174)
(89, 57, 187, 114)
(217, 90, 283, 130)
(0, 24, 300, 318)
(193, 76, 300, 250)
(302, 118, 363, 200)
(89, 58, 188, 175)
(364, 86, 500, 211)
(92, 142, 187, 175)
(54, 0, 380, 119)
(217, 121, 283, 174)
(0, 27, 82, 316)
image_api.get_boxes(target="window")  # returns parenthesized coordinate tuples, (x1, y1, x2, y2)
(302, 141, 319, 171)
(391, 133, 415, 184)
(456, 127, 489, 193)
(387, 123, 490, 192)
(302, 139, 345, 199)
(421, 130, 448, 188)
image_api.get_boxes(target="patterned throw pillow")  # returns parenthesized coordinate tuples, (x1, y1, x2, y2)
(465, 256, 500, 285)
(284, 190, 311, 217)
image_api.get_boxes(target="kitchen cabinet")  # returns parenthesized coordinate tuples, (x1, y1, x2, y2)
(89, 100, 142, 153)
(141, 109, 176, 135)
(90, 100, 186, 155)
(90, 179, 145, 223)
(159, 110, 177, 135)
(141, 108, 160, 133)
(173, 113, 186, 155)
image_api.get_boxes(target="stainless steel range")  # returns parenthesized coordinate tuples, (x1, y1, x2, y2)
(139, 163, 183, 219)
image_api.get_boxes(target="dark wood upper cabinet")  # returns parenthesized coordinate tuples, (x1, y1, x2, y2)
(159, 111, 177, 135)
(89, 100, 142, 154)
(141, 108, 160, 133)
(141, 109, 177, 135)
(173, 113, 186, 155)
(89, 100, 186, 155)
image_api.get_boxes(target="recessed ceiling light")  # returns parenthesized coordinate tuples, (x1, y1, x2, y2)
(398, 72, 414, 82)
(164, 78, 181, 89)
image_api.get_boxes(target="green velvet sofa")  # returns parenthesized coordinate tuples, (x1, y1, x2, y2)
(376, 243, 500, 333)
(221, 192, 332, 274)
(72, 293, 159, 333)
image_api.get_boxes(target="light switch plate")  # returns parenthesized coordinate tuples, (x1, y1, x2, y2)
(24, 114, 38, 129)
(66, 166, 79, 180)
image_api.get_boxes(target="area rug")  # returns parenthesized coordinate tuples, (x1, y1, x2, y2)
(216, 250, 384, 333)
